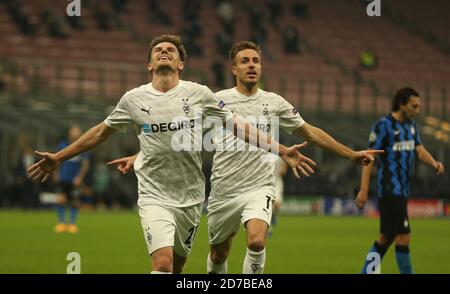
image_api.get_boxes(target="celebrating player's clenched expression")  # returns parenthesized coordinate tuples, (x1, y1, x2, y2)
(148, 41, 184, 74)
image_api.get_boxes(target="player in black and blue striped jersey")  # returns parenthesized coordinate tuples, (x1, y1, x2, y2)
(356, 87, 445, 274)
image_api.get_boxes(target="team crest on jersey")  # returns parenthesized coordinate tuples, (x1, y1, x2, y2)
(292, 108, 298, 115)
(140, 106, 151, 116)
(182, 98, 190, 115)
(145, 227, 152, 245)
(411, 126, 415, 135)
(262, 103, 270, 118)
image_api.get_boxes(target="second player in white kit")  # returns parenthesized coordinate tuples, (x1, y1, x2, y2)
(207, 87, 306, 274)
(205, 41, 383, 274)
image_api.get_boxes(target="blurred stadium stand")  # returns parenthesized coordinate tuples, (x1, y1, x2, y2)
(0, 0, 448, 208)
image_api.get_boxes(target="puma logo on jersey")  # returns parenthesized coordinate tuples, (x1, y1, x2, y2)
(141, 107, 151, 116)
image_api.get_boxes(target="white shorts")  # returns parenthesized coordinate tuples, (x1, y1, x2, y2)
(139, 202, 202, 257)
(207, 187, 274, 245)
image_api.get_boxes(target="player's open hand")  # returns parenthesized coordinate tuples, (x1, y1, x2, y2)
(281, 142, 317, 179)
(107, 156, 136, 174)
(352, 150, 384, 166)
(27, 151, 60, 183)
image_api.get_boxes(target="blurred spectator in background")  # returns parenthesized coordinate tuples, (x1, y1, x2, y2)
(216, 30, 233, 58)
(359, 49, 378, 70)
(53, 125, 90, 234)
(66, 9, 86, 30)
(181, 0, 203, 57)
(111, 0, 128, 14)
(292, 1, 308, 19)
(4, 0, 38, 36)
(266, 0, 282, 25)
(147, 0, 173, 26)
(283, 25, 301, 54)
(41, 6, 69, 38)
(217, 0, 234, 36)
(211, 59, 226, 89)
(93, 1, 114, 31)
(248, 7, 267, 47)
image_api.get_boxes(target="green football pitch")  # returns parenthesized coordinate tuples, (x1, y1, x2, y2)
(1, 210, 449, 274)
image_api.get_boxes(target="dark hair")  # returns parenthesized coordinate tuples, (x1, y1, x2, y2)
(229, 41, 262, 65)
(147, 34, 187, 64)
(392, 87, 420, 111)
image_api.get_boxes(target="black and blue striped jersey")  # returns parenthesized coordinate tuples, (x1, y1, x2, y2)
(368, 114, 422, 198)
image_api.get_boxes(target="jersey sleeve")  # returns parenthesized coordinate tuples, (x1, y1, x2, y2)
(368, 120, 387, 149)
(276, 95, 305, 134)
(104, 93, 134, 132)
(202, 86, 233, 123)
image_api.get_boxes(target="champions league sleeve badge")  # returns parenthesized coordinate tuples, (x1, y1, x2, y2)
(218, 100, 226, 110)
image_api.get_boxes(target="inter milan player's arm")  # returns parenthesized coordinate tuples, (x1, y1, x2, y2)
(415, 145, 445, 174)
(355, 160, 374, 209)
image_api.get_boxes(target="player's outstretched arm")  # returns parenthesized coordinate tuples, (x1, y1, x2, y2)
(415, 145, 445, 175)
(27, 122, 116, 182)
(107, 154, 138, 174)
(293, 123, 383, 166)
(227, 115, 317, 179)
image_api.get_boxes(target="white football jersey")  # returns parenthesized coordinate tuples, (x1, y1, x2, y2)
(210, 87, 305, 200)
(104, 80, 232, 207)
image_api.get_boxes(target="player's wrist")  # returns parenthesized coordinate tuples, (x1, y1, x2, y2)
(348, 150, 358, 162)
(278, 144, 287, 157)
(54, 152, 64, 166)
(359, 187, 369, 193)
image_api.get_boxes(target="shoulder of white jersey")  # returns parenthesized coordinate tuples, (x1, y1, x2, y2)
(179, 80, 211, 92)
(258, 88, 285, 101)
(214, 87, 235, 98)
(120, 83, 151, 99)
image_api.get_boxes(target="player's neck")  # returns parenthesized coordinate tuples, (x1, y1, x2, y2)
(151, 74, 180, 93)
(235, 82, 258, 97)
(392, 111, 406, 122)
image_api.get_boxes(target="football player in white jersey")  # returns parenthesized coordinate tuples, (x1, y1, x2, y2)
(107, 40, 383, 274)
(27, 35, 320, 274)
(205, 41, 382, 274)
